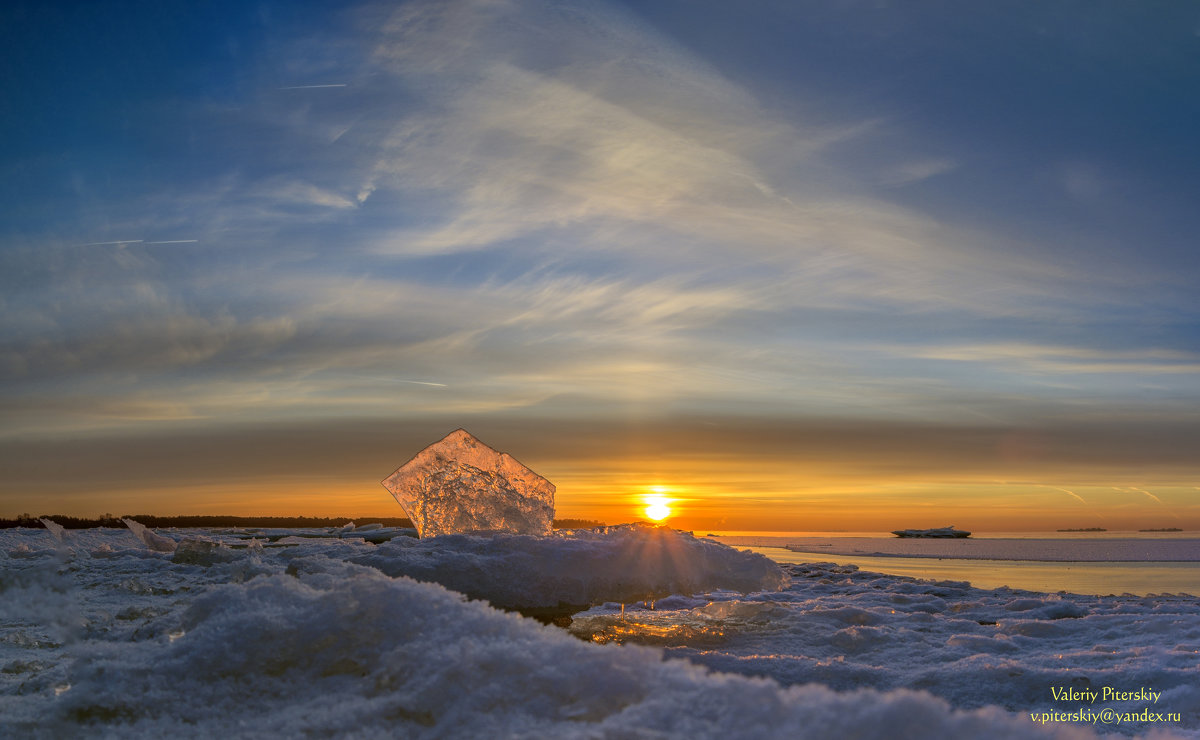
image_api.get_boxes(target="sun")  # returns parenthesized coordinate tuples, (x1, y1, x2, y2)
(644, 494, 672, 522)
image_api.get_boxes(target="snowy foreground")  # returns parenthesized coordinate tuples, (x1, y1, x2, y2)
(2, 525, 1197, 739)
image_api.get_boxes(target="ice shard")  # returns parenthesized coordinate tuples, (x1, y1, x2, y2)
(40, 518, 67, 542)
(381, 429, 555, 538)
(123, 518, 178, 553)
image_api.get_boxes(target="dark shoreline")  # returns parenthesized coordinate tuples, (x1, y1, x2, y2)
(1, 515, 604, 530)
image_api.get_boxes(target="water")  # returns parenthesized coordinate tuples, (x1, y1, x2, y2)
(711, 531, 1200, 596)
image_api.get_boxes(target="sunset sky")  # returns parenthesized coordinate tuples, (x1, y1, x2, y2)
(3, 0, 1199, 531)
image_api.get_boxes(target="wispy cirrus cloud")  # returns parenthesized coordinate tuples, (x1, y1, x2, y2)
(910, 343, 1200, 375)
(876, 158, 958, 187)
(253, 178, 358, 210)
(320, 0, 1140, 329)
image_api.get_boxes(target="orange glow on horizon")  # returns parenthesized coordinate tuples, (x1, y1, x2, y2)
(14, 456, 1200, 533)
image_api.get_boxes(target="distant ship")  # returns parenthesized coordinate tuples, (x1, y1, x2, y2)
(1139, 528, 1182, 532)
(891, 526, 970, 538)
(1057, 527, 1106, 532)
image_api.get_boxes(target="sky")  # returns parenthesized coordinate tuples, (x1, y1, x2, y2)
(2, 0, 1199, 531)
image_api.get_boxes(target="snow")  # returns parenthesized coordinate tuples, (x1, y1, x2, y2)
(381, 429, 556, 537)
(2, 526, 1196, 738)
(345, 523, 788, 610)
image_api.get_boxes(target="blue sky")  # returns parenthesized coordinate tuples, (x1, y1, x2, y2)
(2, 0, 1198, 528)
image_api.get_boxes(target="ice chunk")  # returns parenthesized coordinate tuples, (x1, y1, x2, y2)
(381, 429, 554, 537)
(122, 518, 178, 553)
(347, 523, 788, 612)
(171, 538, 236, 566)
(40, 518, 67, 542)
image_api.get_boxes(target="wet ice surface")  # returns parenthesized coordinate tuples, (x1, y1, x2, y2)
(755, 536, 1200, 562)
(575, 563, 1200, 732)
(2, 526, 1197, 738)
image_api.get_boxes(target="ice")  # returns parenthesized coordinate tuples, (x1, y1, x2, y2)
(170, 538, 236, 566)
(7, 564, 1104, 739)
(775, 536, 1200, 562)
(38, 519, 66, 543)
(122, 518, 178, 553)
(589, 561, 1200, 734)
(2, 526, 1195, 738)
(344, 523, 788, 612)
(380, 429, 554, 537)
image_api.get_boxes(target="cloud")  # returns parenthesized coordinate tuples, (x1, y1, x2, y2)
(1, 309, 298, 382)
(1113, 486, 1164, 505)
(324, 0, 1137, 326)
(1038, 485, 1087, 504)
(877, 158, 958, 186)
(4, 415, 1200, 502)
(254, 179, 357, 210)
(4, 0, 1199, 466)
(910, 343, 1200, 375)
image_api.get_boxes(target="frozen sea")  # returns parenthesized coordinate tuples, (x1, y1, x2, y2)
(714, 531, 1200, 597)
(2, 524, 1197, 739)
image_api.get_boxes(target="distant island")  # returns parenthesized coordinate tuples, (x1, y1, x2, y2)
(1139, 527, 1183, 532)
(1057, 527, 1107, 532)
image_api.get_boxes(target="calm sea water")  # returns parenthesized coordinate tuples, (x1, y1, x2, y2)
(710, 531, 1200, 596)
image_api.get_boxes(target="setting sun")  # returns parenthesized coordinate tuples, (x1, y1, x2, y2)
(644, 494, 672, 522)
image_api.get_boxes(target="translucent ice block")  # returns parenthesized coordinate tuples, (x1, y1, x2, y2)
(381, 429, 555, 537)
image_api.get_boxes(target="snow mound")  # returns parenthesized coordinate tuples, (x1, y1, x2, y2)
(344, 523, 788, 611)
(381, 429, 555, 537)
(41, 569, 1095, 739)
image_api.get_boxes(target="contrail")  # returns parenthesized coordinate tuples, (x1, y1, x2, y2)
(1132, 487, 1163, 504)
(1053, 487, 1086, 504)
(82, 239, 197, 246)
(278, 84, 348, 89)
(343, 374, 447, 387)
(1033, 484, 1086, 504)
(1114, 486, 1163, 504)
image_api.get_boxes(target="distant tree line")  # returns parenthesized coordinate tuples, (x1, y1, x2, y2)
(1, 514, 606, 530)
(551, 518, 606, 529)
(0, 514, 412, 529)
